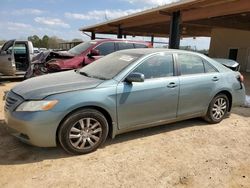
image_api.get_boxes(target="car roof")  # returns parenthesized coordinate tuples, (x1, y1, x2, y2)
(116, 48, 204, 56)
(91, 38, 150, 44)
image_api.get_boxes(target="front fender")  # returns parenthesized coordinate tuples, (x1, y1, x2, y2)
(45, 86, 118, 136)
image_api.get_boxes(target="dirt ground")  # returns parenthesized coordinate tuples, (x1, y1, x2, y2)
(0, 74, 249, 188)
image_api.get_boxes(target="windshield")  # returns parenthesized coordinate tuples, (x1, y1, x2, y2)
(68, 41, 97, 55)
(79, 52, 143, 80)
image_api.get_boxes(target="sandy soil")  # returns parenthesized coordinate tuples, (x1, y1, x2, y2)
(0, 76, 249, 188)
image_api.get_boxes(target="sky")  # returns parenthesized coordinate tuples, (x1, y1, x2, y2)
(0, 0, 210, 49)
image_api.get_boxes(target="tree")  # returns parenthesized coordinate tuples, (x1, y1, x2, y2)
(47, 36, 66, 49)
(72, 38, 83, 42)
(41, 35, 49, 48)
(28, 35, 41, 47)
(27, 35, 71, 49)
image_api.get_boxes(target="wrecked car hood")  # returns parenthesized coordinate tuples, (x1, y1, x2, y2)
(51, 51, 75, 57)
(12, 70, 103, 100)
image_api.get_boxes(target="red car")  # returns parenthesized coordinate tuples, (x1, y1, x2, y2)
(26, 39, 152, 78)
(45, 39, 152, 72)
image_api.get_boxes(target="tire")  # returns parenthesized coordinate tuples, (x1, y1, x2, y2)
(58, 109, 109, 155)
(204, 94, 229, 124)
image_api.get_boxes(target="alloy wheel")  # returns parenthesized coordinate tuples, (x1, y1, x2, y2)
(69, 118, 102, 150)
(212, 97, 227, 120)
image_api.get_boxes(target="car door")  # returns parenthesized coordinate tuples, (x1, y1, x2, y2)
(0, 40, 16, 75)
(177, 53, 220, 117)
(85, 42, 116, 65)
(117, 53, 179, 130)
(94, 42, 115, 57)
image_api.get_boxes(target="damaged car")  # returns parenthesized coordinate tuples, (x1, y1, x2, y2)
(26, 39, 152, 78)
(0, 40, 34, 77)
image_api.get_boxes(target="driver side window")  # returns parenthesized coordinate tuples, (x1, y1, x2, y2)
(133, 54, 174, 79)
(95, 42, 115, 56)
(6, 46, 14, 54)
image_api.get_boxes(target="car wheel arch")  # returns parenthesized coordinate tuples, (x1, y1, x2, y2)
(55, 106, 114, 146)
(212, 90, 232, 112)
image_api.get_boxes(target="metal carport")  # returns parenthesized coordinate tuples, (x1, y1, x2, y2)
(79, 0, 250, 48)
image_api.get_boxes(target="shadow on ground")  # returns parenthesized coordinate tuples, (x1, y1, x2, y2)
(232, 107, 250, 118)
(0, 117, 210, 165)
(0, 82, 7, 87)
(0, 78, 23, 87)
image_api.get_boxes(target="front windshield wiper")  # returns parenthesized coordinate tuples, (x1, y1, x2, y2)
(90, 75, 108, 80)
(79, 71, 108, 80)
(79, 71, 90, 77)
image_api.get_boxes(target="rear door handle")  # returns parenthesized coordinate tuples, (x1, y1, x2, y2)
(212, 77, 219, 81)
(167, 82, 177, 88)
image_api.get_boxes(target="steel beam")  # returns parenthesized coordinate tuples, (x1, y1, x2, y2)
(169, 11, 181, 49)
(117, 25, 123, 38)
(91, 32, 96, 40)
(151, 35, 154, 46)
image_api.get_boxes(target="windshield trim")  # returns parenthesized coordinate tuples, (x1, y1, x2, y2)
(79, 52, 143, 80)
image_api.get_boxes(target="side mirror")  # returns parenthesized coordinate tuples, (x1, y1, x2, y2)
(125, 72, 145, 83)
(88, 49, 100, 57)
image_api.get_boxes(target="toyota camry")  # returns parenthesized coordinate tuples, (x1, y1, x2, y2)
(4, 49, 245, 154)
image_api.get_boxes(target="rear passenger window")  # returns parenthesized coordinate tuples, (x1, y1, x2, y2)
(134, 43, 147, 48)
(133, 54, 174, 79)
(117, 42, 134, 50)
(204, 61, 217, 73)
(95, 42, 115, 55)
(178, 54, 205, 75)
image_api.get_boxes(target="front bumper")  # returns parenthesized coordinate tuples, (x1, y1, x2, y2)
(4, 109, 62, 147)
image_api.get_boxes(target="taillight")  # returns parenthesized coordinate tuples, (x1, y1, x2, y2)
(238, 74, 244, 82)
(237, 73, 244, 89)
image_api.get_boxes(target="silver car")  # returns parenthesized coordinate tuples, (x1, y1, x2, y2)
(0, 40, 34, 76)
(4, 49, 245, 154)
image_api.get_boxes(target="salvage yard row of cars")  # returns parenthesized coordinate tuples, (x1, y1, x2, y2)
(3, 44, 246, 154)
(0, 39, 241, 78)
(0, 39, 152, 78)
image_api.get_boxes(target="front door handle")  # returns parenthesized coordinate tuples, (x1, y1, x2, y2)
(167, 82, 177, 88)
(212, 77, 219, 81)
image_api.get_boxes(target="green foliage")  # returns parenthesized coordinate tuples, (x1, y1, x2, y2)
(27, 35, 68, 49)
(28, 35, 41, 47)
(41, 35, 49, 48)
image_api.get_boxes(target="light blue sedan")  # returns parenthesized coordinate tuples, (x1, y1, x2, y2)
(4, 49, 245, 154)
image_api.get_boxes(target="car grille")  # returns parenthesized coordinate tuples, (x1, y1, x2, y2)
(5, 96, 18, 111)
(4, 91, 23, 111)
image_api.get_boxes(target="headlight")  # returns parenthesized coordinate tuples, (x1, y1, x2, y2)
(16, 100, 58, 112)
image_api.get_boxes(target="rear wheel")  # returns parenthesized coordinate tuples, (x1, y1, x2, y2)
(58, 109, 109, 155)
(205, 94, 229, 124)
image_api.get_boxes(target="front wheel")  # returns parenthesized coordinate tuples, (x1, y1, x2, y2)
(58, 109, 109, 155)
(205, 94, 229, 124)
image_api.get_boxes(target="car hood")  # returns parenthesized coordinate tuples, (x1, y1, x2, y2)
(12, 70, 103, 100)
(49, 56, 84, 69)
(52, 51, 75, 57)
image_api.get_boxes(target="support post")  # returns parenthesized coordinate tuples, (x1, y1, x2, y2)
(117, 25, 123, 39)
(91, 32, 96, 40)
(151, 35, 154, 46)
(169, 11, 181, 49)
